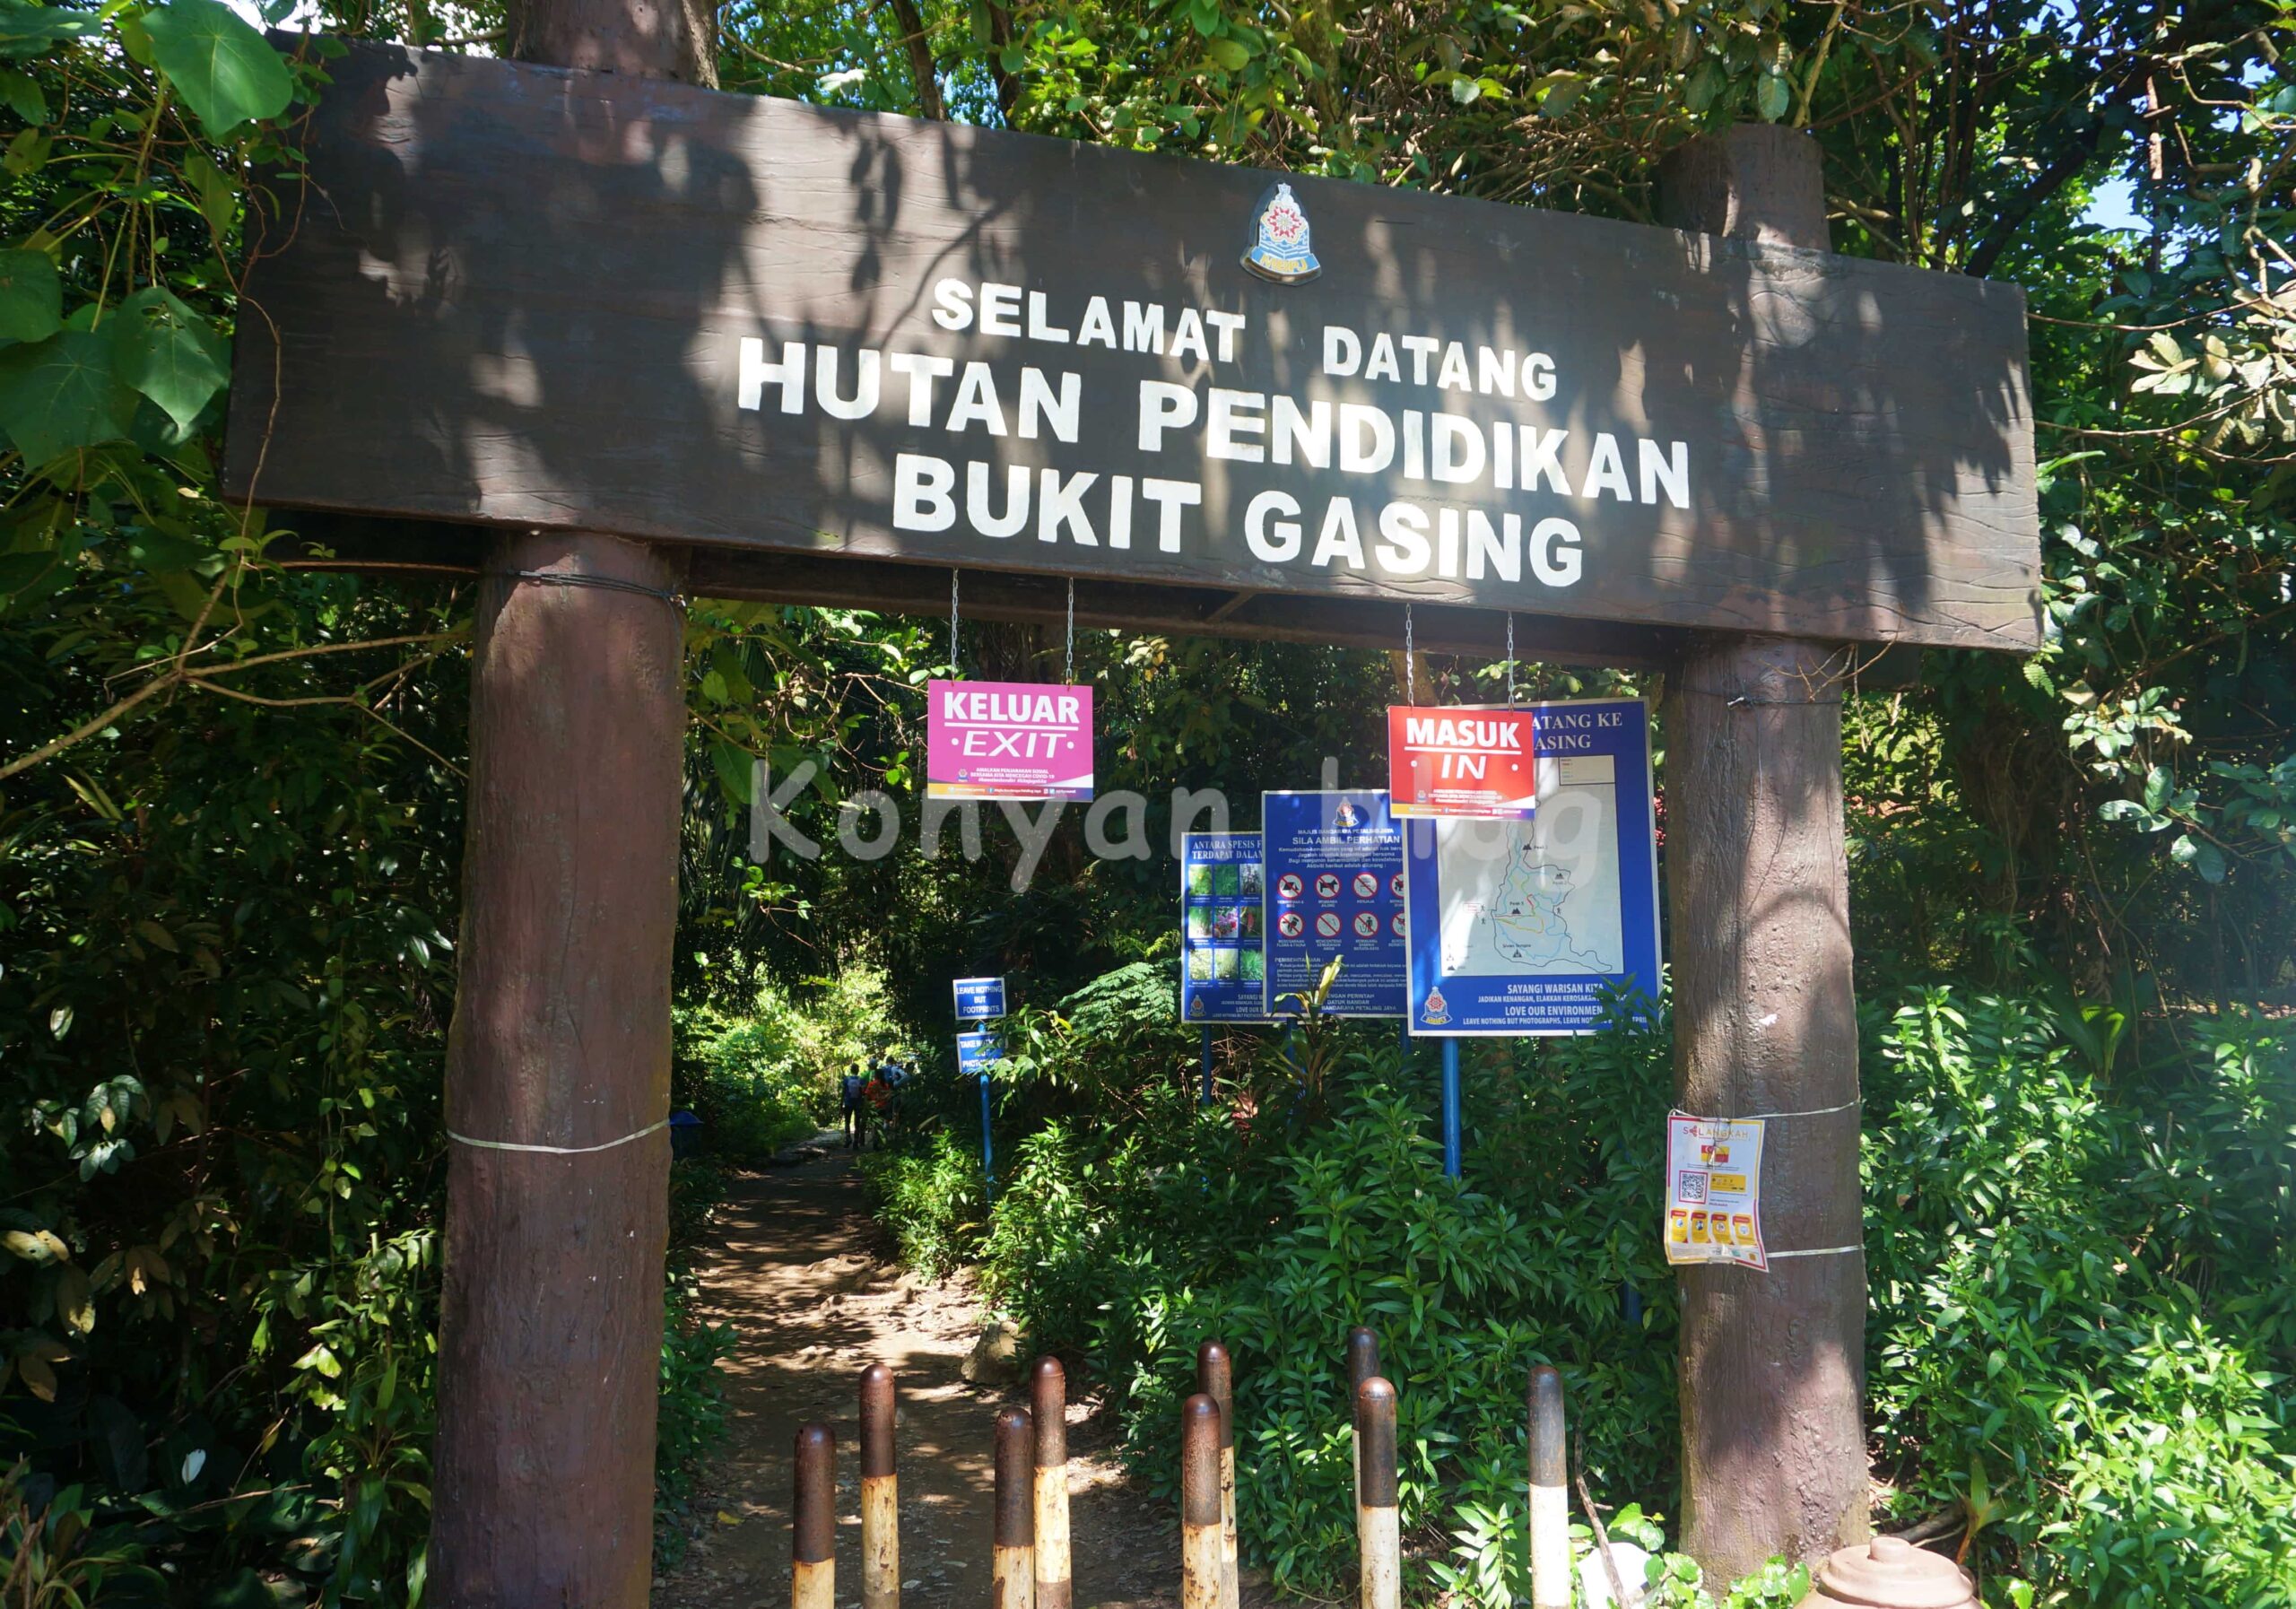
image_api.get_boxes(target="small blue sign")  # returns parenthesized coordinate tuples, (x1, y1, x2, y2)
(1403, 699, 1661, 1036)
(957, 1030, 1006, 1074)
(1262, 790, 1406, 1018)
(952, 977, 1006, 1022)
(1181, 831, 1269, 1022)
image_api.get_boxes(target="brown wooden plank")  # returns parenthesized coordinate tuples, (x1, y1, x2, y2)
(225, 41, 2040, 651)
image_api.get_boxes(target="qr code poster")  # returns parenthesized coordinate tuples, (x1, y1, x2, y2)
(1665, 1115, 1768, 1270)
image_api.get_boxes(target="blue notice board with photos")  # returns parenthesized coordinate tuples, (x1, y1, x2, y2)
(1402, 699, 1661, 1036)
(1180, 831, 1269, 1022)
(1262, 790, 1406, 1018)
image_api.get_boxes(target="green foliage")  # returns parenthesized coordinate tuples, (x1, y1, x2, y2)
(891, 969, 2296, 1609)
(952, 991, 1676, 1605)
(656, 1161, 737, 1568)
(676, 960, 911, 1159)
(861, 1126, 987, 1280)
(1865, 992, 2296, 1607)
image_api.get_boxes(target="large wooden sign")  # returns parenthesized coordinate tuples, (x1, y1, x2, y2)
(223, 42, 2041, 653)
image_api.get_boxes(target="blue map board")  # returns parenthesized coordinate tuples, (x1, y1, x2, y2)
(1180, 832, 1269, 1022)
(1262, 791, 1406, 1018)
(952, 976, 1006, 1022)
(956, 1030, 1006, 1073)
(1402, 699, 1661, 1036)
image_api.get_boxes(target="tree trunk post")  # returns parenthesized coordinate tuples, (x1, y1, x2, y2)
(1657, 126, 1872, 1582)
(430, 532, 689, 1604)
(425, 0, 709, 1586)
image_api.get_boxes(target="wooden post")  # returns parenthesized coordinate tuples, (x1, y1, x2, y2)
(1659, 121, 1869, 1583)
(792, 1423, 837, 1609)
(861, 1365, 900, 1609)
(429, 533, 690, 1603)
(1526, 1367, 1570, 1609)
(994, 1405, 1037, 1609)
(1197, 1340, 1238, 1609)
(425, 0, 709, 1596)
(1180, 1395, 1224, 1609)
(1032, 1359, 1074, 1609)
(1353, 1377, 1399, 1609)
(1345, 1326, 1378, 1504)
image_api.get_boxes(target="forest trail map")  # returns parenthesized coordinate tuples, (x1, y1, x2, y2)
(1436, 756, 1624, 981)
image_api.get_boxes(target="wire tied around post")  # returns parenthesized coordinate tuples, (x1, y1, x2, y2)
(949, 569, 961, 674)
(1065, 577, 1075, 684)
(1505, 612, 1516, 706)
(509, 569, 687, 611)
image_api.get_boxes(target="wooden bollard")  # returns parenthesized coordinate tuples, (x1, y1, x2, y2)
(793, 1422, 836, 1609)
(994, 1405, 1036, 1609)
(861, 1365, 900, 1609)
(1355, 1378, 1399, 1609)
(1196, 1340, 1239, 1609)
(1032, 1359, 1073, 1609)
(1527, 1367, 1570, 1609)
(1345, 1326, 1379, 1501)
(1180, 1394, 1224, 1609)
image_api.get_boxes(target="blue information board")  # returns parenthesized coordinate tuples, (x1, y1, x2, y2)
(1262, 791, 1406, 1018)
(956, 1030, 1007, 1073)
(1180, 831, 1269, 1022)
(952, 976, 1007, 1022)
(1402, 700, 1661, 1036)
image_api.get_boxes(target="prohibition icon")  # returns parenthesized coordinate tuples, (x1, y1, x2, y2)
(1315, 911, 1343, 938)
(1353, 912, 1379, 937)
(1277, 911, 1305, 939)
(1315, 873, 1341, 900)
(1275, 873, 1303, 900)
(1352, 871, 1379, 898)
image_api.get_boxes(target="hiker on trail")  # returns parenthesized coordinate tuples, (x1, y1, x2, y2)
(862, 1065, 895, 1148)
(840, 1065, 865, 1147)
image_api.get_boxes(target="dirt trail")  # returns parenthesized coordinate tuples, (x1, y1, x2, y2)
(656, 1144, 1186, 1609)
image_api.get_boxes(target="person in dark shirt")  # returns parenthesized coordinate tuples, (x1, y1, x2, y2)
(840, 1065, 865, 1147)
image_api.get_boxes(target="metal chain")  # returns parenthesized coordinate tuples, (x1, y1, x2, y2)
(1065, 577, 1075, 684)
(1404, 603, 1415, 702)
(1505, 611, 1516, 706)
(949, 569, 960, 672)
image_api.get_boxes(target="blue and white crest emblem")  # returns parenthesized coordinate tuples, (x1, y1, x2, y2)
(1242, 180, 1320, 283)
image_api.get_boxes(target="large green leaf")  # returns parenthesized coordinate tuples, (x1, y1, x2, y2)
(0, 328, 136, 462)
(110, 286, 227, 431)
(0, 0, 103, 57)
(0, 247, 60, 343)
(142, 0, 293, 135)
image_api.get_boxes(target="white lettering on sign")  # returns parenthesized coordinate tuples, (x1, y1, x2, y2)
(1402, 717, 1525, 752)
(733, 280, 1681, 601)
(939, 687, 1084, 726)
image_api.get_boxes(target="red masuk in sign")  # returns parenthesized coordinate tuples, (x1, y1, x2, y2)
(1386, 706, 1538, 820)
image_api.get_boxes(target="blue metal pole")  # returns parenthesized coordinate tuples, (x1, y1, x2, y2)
(1440, 1039, 1463, 1178)
(979, 1072, 996, 1205)
(1398, 1015, 1411, 1057)
(1200, 1024, 1214, 1104)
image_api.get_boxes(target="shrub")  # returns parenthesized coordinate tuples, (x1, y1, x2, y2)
(861, 1128, 988, 1280)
